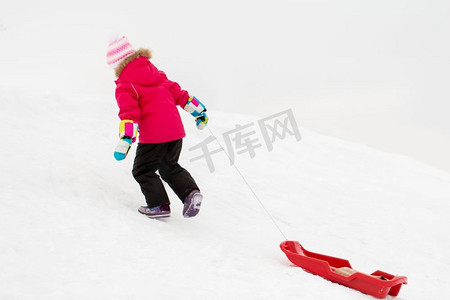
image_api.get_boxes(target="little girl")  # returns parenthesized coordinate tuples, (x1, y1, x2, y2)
(106, 36, 208, 219)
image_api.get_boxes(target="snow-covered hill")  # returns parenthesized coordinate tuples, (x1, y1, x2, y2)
(1, 85, 450, 299)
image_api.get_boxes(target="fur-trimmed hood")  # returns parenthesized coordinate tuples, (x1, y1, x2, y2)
(114, 48, 152, 78)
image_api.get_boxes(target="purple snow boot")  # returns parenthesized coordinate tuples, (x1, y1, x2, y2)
(138, 204, 171, 219)
(183, 189, 203, 218)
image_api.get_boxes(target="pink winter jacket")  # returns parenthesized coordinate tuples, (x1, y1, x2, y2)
(115, 49, 190, 143)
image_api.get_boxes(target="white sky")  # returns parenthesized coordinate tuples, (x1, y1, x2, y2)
(1, 0, 449, 171)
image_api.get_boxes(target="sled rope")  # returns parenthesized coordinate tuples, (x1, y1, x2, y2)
(207, 126, 288, 241)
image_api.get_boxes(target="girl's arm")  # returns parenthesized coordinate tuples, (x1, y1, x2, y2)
(115, 82, 140, 121)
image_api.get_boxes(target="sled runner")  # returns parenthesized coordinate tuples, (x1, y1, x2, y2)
(280, 241, 407, 299)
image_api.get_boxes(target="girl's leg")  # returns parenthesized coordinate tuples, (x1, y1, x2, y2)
(159, 139, 199, 202)
(132, 143, 170, 207)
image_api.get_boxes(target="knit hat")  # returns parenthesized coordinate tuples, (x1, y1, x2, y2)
(106, 35, 135, 69)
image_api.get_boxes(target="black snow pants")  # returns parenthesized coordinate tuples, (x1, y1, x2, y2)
(132, 139, 199, 208)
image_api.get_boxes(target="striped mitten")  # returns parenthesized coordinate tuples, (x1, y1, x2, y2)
(183, 96, 208, 130)
(114, 120, 138, 161)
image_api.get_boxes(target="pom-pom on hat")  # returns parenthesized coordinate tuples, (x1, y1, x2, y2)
(106, 35, 135, 69)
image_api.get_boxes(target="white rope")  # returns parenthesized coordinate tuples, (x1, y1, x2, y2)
(206, 126, 288, 241)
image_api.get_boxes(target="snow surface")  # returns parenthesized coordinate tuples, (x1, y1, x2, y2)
(2, 2, 450, 298)
(1, 85, 450, 299)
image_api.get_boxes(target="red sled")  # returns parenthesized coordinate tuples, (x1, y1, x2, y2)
(280, 241, 408, 299)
